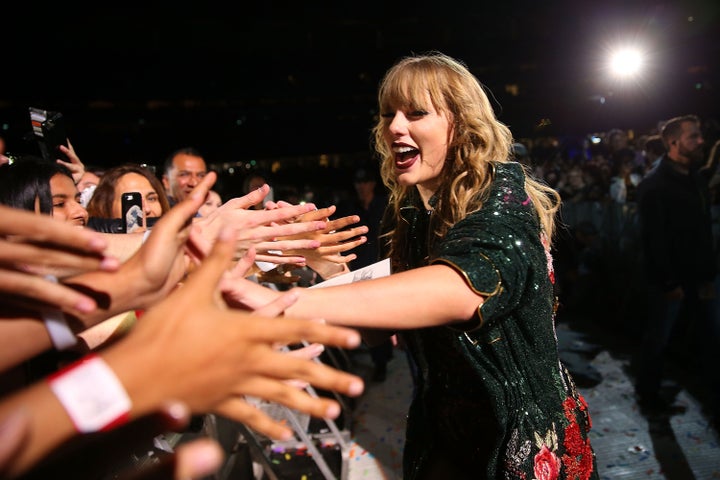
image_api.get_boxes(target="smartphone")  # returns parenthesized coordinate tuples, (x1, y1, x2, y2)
(29, 107, 69, 162)
(121, 192, 144, 234)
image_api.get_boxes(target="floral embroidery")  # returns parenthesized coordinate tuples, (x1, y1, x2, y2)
(504, 428, 533, 479)
(504, 396, 594, 480)
(532, 424, 560, 480)
(533, 445, 561, 480)
(560, 397, 595, 480)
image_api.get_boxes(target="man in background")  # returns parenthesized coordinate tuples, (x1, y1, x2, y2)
(162, 147, 208, 206)
(633, 115, 719, 426)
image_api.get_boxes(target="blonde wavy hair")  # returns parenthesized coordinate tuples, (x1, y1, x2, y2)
(372, 52, 560, 264)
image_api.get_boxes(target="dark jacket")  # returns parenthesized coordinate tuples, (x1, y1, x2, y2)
(636, 155, 716, 290)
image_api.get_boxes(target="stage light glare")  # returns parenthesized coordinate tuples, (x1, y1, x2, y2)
(609, 48, 644, 77)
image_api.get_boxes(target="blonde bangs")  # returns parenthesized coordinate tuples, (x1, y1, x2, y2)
(378, 61, 450, 116)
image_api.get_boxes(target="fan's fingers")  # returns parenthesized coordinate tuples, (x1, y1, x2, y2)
(213, 397, 294, 441)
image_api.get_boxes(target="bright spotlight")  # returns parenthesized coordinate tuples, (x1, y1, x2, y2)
(609, 48, 644, 78)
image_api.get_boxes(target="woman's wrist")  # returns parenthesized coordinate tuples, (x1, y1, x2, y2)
(100, 342, 160, 421)
(61, 265, 144, 328)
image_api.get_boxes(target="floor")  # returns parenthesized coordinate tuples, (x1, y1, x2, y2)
(346, 320, 720, 480)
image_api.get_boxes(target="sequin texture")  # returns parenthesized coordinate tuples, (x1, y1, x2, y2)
(398, 162, 597, 479)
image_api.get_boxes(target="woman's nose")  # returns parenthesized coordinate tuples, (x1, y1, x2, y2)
(71, 201, 88, 222)
(388, 112, 408, 135)
(142, 198, 152, 215)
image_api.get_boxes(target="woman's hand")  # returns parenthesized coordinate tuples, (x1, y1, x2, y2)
(264, 205, 368, 279)
(192, 190, 328, 265)
(53, 172, 218, 324)
(56, 139, 85, 185)
(0, 204, 119, 313)
(105, 224, 365, 441)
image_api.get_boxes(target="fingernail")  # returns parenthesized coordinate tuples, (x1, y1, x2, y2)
(75, 297, 96, 313)
(347, 380, 364, 396)
(346, 332, 361, 348)
(324, 403, 341, 419)
(189, 442, 224, 477)
(100, 256, 120, 271)
(88, 236, 107, 251)
(165, 401, 190, 421)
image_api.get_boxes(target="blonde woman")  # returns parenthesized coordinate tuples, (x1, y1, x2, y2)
(232, 52, 597, 479)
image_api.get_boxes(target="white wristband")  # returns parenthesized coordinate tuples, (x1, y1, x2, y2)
(142, 229, 152, 244)
(48, 354, 132, 432)
(42, 275, 78, 350)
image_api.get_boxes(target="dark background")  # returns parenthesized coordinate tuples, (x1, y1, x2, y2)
(2, 0, 718, 173)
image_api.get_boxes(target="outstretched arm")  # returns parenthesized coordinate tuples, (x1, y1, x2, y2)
(0, 173, 217, 371)
(225, 263, 484, 330)
(0, 224, 364, 477)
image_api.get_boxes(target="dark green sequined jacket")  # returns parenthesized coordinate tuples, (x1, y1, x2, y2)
(398, 162, 597, 479)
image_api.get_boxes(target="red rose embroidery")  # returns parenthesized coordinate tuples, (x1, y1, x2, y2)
(534, 445, 561, 480)
(561, 397, 595, 480)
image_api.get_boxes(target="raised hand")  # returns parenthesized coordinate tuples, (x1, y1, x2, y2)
(104, 224, 365, 441)
(262, 204, 369, 279)
(56, 139, 85, 185)
(193, 187, 329, 265)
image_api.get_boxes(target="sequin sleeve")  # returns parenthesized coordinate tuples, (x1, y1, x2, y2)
(431, 163, 546, 330)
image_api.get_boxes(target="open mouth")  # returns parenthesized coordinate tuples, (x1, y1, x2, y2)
(393, 146, 419, 167)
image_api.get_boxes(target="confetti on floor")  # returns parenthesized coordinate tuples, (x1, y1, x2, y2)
(347, 324, 720, 480)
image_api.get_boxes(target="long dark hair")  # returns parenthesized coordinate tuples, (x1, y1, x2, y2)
(0, 155, 74, 214)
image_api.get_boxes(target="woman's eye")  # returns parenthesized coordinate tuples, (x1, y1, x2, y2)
(380, 112, 394, 119)
(409, 110, 428, 117)
(53, 202, 65, 208)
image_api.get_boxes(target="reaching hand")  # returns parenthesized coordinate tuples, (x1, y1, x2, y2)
(0, 204, 119, 313)
(56, 140, 85, 185)
(262, 204, 368, 278)
(104, 222, 365, 441)
(193, 189, 329, 265)
(285, 205, 368, 263)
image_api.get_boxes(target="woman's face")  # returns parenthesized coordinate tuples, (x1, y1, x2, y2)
(111, 172, 163, 218)
(48, 174, 88, 226)
(382, 92, 451, 194)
